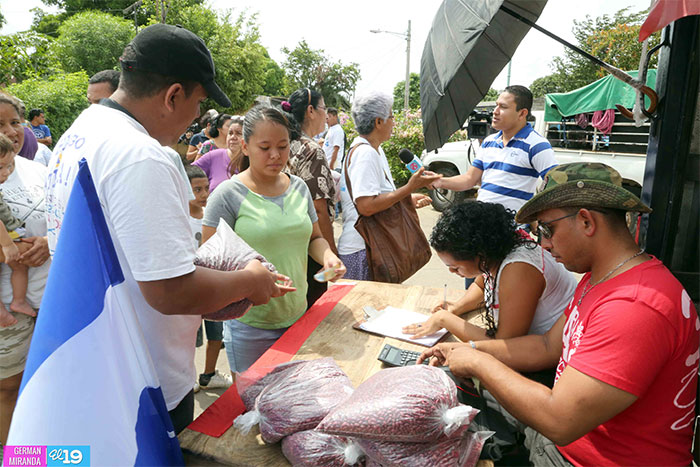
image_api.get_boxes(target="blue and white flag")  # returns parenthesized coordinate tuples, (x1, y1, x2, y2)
(7, 160, 184, 466)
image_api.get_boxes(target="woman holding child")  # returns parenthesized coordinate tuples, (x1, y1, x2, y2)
(202, 105, 346, 374)
(0, 92, 52, 445)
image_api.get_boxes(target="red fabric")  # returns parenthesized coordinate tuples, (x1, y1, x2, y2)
(554, 258, 699, 466)
(591, 109, 615, 135)
(639, 0, 700, 42)
(186, 283, 356, 437)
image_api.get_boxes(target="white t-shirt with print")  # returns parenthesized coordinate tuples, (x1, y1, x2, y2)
(0, 157, 50, 308)
(189, 216, 203, 250)
(322, 124, 344, 169)
(338, 136, 396, 255)
(45, 104, 200, 410)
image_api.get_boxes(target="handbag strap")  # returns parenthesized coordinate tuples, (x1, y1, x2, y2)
(342, 143, 369, 209)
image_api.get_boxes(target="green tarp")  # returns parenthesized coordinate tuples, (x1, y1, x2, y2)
(544, 70, 657, 122)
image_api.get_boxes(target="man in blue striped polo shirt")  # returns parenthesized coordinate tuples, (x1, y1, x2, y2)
(432, 85, 558, 214)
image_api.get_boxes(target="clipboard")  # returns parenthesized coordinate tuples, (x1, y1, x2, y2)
(352, 306, 449, 347)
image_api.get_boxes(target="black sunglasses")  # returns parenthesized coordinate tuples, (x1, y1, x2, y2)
(536, 212, 577, 242)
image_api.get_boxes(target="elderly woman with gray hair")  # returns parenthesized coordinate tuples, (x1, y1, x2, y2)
(338, 91, 440, 280)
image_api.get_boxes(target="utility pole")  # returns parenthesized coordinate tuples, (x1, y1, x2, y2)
(160, 0, 168, 23)
(123, 0, 143, 33)
(370, 20, 412, 111)
(506, 61, 511, 87)
(404, 20, 411, 112)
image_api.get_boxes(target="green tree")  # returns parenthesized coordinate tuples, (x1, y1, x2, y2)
(6, 71, 90, 142)
(0, 31, 61, 84)
(393, 72, 420, 110)
(484, 88, 500, 101)
(0, 6, 6, 28)
(530, 74, 566, 97)
(146, 2, 271, 112)
(31, 8, 71, 37)
(55, 11, 135, 76)
(263, 57, 286, 97)
(550, 7, 659, 92)
(32, 0, 204, 37)
(281, 40, 360, 109)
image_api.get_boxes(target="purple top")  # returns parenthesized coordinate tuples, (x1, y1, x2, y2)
(18, 127, 38, 160)
(192, 148, 233, 192)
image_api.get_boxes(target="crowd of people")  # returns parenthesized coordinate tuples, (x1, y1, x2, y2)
(0, 22, 696, 467)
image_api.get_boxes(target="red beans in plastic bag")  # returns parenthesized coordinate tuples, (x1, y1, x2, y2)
(359, 431, 493, 467)
(234, 358, 354, 443)
(317, 365, 477, 442)
(194, 218, 277, 321)
(281, 430, 365, 466)
(238, 361, 306, 411)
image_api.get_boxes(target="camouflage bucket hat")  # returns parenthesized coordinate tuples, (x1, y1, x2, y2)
(516, 162, 652, 224)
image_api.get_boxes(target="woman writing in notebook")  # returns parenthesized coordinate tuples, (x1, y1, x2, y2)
(403, 202, 576, 345)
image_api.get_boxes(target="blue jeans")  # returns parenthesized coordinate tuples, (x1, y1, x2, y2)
(223, 320, 288, 373)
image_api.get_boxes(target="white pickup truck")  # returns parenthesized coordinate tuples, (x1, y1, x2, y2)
(421, 110, 647, 211)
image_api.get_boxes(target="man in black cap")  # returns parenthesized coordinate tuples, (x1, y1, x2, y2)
(419, 163, 698, 466)
(45, 24, 294, 433)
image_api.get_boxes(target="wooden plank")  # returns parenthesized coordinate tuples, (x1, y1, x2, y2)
(181, 281, 483, 466)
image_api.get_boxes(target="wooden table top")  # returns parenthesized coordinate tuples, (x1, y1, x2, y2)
(180, 280, 486, 466)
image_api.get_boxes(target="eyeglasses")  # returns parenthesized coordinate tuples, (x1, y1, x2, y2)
(536, 212, 577, 242)
(316, 105, 327, 112)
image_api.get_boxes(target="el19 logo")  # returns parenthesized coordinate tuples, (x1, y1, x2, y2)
(46, 446, 90, 466)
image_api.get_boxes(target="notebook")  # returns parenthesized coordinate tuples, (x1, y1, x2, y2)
(353, 306, 448, 347)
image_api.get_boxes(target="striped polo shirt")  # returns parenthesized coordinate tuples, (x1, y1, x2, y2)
(472, 123, 558, 213)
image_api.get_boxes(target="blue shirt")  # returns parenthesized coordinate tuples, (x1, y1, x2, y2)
(472, 123, 557, 213)
(31, 124, 51, 140)
(188, 131, 207, 147)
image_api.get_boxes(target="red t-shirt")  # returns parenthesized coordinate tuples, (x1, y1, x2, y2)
(554, 257, 698, 466)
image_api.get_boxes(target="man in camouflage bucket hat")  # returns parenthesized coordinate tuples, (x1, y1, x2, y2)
(419, 163, 698, 466)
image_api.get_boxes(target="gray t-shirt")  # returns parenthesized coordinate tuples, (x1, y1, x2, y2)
(203, 174, 317, 229)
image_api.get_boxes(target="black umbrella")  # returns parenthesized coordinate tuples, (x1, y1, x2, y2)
(420, 0, 660, 151)
(420, 0, 548, 152)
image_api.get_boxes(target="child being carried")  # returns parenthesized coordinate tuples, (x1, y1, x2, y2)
(0, 133, 35, 327)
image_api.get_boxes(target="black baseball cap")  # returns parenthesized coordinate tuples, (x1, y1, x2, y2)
(119, 24, 231, 107)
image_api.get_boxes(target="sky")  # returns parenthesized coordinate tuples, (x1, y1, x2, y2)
(1, 0, 652, 97)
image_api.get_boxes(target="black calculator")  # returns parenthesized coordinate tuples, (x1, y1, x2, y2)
(377, 344, 428, 367)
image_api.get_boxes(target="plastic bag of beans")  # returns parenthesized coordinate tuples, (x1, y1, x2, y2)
(194, 218, 277, 321)
(234, 358, 354, 443)
(359, 431, 494, 467)
(237, 361, 306, 410)
(281, 430, 365, 466)
(317, 365, 478, 442)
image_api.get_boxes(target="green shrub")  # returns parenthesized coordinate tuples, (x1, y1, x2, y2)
(55, 11, 134, 77)
(339, 109, 468, 187)
(7, 71, 90, 143)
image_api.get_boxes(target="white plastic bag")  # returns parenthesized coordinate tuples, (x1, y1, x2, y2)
(282, 430, 365, 466)
(194, 218, 277, 321)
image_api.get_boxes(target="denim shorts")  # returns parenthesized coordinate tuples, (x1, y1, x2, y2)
(223, 320, 288, 373)
(195, 319, 224, 347)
